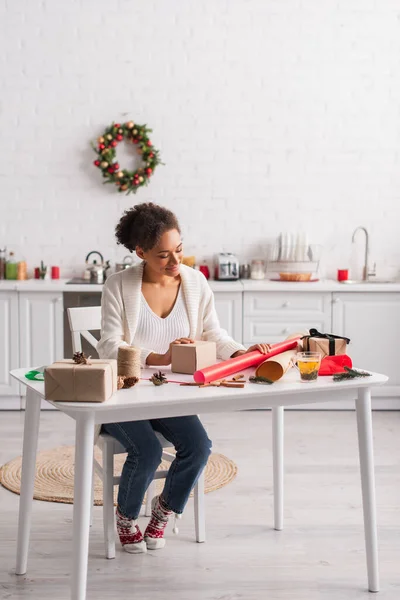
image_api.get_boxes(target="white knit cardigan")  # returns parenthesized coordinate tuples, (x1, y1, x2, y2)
(97, 262, 245, 361)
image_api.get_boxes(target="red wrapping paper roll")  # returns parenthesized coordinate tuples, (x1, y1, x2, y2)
(193, 339, 300, 384)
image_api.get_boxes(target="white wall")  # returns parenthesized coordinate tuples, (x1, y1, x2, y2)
(1, 0, 400, 279)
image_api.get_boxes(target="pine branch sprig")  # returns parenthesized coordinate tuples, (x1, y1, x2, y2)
(333, 366, 372, 382)
(249, 375, 274, 385)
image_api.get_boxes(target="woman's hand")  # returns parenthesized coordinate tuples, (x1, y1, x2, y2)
(231, 343, 271, 358)
(161, 338, 195, 365)
(246, 343, 271, 354)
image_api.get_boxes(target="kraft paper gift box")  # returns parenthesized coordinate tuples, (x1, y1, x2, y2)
(171, 341, 217, 375)
(44, 359, 117, 402)
(303, 336, 348, 358)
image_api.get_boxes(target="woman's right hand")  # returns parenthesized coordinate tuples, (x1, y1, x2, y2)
(162, 338, 195, 365)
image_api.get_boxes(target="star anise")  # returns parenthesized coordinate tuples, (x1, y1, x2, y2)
(150, 371, 168, 386)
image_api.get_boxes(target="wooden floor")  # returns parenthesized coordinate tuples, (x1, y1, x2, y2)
(0, 409, 399, 600)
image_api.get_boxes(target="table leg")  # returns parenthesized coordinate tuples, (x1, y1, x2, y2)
(355, 387, 379, 593)
(16, 388, 41, 575)
(272, 405, 284, 531)
(71, 414, 95, 600)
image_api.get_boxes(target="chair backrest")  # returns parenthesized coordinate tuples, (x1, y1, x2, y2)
(67, 306, 102, 353)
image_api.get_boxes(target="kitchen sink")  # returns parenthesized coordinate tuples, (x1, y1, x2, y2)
(66, 278, 102, 285)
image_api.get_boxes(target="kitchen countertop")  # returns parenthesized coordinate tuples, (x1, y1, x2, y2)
(1, 278, 400, 292)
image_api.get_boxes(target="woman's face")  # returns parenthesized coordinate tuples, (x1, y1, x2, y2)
(137, 228, 183, 277)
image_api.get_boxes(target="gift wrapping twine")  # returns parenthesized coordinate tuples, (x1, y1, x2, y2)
(117, 346, 141, 378)
(193, 339, 300, 384)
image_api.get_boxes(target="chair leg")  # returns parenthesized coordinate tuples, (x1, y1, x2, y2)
(90, 462, 95, 527)
(102, 442, 116, 559)
(145, 480, 156, 517)
(194, 471, 205, 543)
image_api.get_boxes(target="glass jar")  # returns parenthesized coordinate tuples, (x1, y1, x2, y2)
(250, 259, 265, 280)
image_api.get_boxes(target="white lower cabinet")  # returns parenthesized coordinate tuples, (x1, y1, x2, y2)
(19, 292, 64, 368)
(243, 292, 332, 345)
(19, 292, 64, 410)
(213, 292, 243, 344)
(0, 292, 20, 408)
(332, 292, 400, 408)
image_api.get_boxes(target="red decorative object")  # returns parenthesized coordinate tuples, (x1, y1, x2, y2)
(319, 354, 352, 375)
(337, 269, 349, 282)
(51, 266, 60, 279)
(92, 121, 162, 195)
(199, 264, 210, 279)
(193, 339, 300, 384)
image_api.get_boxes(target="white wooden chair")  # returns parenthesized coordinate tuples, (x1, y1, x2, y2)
(67, 306, 205, 559)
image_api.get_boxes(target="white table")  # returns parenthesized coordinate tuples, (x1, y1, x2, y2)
(11, 367, 388, 600)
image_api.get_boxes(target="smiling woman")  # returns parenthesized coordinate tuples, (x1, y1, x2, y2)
(96, 202, 272, 555)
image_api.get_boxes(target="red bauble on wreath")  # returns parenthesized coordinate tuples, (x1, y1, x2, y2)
(92, 121, 162, 194)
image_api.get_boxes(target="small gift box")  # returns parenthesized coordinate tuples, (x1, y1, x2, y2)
(44, 358, 117, 402)
(302, 328, 350, 358)
(171, 341, 217, 375)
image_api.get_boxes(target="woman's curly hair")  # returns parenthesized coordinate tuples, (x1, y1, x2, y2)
(115, 202, 181, 252)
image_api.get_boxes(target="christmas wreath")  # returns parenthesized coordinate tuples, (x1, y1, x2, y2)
(92, 121, 162, 194)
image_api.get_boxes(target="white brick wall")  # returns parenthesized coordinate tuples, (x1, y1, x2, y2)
(1, 0, 400, 279)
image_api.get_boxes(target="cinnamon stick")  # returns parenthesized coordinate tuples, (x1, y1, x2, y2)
(220, 382, 245, 388)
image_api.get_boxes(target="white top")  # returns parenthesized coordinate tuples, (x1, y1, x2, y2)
(133, 287, 190, 364)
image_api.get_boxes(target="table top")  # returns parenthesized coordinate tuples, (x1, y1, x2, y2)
(11, 367, 388, 421)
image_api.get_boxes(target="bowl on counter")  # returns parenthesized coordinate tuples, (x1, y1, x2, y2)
(279, 272, 312, 282)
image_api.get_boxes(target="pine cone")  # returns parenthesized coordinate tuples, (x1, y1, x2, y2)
(73, 352, 89, 365)
(150, 370, 168, 386)
(123, 376, 139, 389)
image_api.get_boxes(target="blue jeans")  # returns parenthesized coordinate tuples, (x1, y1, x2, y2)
(102, 416, 212, 519)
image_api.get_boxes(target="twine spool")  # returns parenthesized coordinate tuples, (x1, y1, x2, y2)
(118, 346, 141, 378)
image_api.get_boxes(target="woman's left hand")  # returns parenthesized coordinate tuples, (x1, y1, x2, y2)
(231, 343, 271, 358)
(245, 343, 271, 354)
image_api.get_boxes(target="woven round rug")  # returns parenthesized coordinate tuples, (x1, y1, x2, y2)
(0, 446, 237, 505)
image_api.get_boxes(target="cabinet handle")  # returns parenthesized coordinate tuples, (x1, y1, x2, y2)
(333, 297, 340, 304)
(282, 327, 289, 334)
(282, 301, 290, 308)
(54, 297, 62, 304)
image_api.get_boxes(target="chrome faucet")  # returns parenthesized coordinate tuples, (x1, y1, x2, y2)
(351, 227, 376, 281)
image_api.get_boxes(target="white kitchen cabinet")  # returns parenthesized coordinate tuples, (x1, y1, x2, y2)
(213, 292, 243, 344)
(332, 292, 400, 408)
(243, 292, 332, 345)
(0, 292, 20, 408)
(19, 291, 64, 369)
(19, 292, 64, 409)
